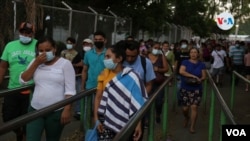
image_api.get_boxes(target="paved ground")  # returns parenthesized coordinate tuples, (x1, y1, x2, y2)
(1, 72, 250, 141)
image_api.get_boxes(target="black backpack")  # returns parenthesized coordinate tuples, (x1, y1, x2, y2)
(140, 56, 146, 84)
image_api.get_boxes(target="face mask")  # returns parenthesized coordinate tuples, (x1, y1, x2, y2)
(66, 44, 73, 49)
(181, 44, 187, 49)
(94, 41, 104, 49)
(83, 46, 91, 52)
(152, 49, 160, 55)
(46, 51, 55, 62)
(235, 44, 239, 48)
(103, 58, 117, 70)
(170, 46, 174, 50)
(19, 35, 32, 44)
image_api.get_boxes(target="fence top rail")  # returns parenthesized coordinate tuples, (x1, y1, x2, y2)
(233, 71, 250, 84)
(206, 70, 236, 125)
(0, 84, 34, 98)
(0, 88, 96, 135)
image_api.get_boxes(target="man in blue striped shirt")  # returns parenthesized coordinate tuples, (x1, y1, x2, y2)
(229, 41, 245, 85)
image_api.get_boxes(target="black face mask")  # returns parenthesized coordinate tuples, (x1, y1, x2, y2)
(94, 41, 104, 49)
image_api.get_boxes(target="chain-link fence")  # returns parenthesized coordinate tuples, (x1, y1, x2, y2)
(13, 2, 132, 51)
(136, 22, 193, 44)
(13, 2, 199, 48)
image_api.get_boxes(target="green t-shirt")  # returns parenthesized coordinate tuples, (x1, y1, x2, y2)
(1, 39, 37, 89)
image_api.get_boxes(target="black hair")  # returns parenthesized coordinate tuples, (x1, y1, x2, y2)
(55, 41, 66, 56)
(66, 37, 76, 44)
(94, 31, 106, 38)
(162, 41, 169, 45)
(125, 40, 140, 51)
(152, 41, 161, 47)
(109, 41, 127, 62)
(180, 39, 188, 44)
(36, 36, 56, 49)
(35, 36, 56, 56)
(188, 47, 200, 54)
(126, 35, 134, 40)
(240, 41, 245, 46)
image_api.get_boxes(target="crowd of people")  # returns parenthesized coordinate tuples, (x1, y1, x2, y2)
(0, 21, 250, 140)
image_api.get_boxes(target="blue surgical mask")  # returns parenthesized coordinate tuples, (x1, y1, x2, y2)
(46, 51, 55, 61)
(19, 35, 32, 44)
(66, 44, 73, 49)
(103, 58, 117, 70)
(152, 49, 160, 55)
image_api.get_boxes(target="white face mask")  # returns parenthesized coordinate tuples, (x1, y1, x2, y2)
(19, 35, 32, 44)
(39, 51, 55, 62)
(181, 44, 187, 49)
(83, 46, 91, 52)
(152, 49, 160, 55)
(66, 44, 73, 49)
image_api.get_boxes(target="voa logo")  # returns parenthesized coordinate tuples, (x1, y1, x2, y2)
(216, 12, 234, 30)
(226, 129, 247, 136)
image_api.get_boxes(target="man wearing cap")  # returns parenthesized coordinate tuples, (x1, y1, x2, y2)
(0, 22, 37, 141)
(82, 38, 93, 52)
(81, 31, 106, 131)
(71, 38, 94, 120)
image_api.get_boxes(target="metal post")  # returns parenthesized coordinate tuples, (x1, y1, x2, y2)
(129, 17, 132, 36)
(12, 1, 16, 35)
(162, 86, 169, 139)
(61, 1, 72, 36)
(88, 6, 98, 32)
(208, 90, 215, 141)
(172, 24, 177, 43)
(166, 22, 171, 43)
(235, 24, 239, 41)
(108, 10, 118, 44)
(230, 72, 235, 110)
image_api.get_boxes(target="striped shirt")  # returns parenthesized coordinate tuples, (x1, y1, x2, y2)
(229, 46, 245, 65)
(98, 67, 148, 133)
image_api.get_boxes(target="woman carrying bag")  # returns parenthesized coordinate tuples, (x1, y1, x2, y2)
(179, 47, 206, 134)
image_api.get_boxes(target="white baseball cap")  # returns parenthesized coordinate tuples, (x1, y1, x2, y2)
(83, 38, 93, 44)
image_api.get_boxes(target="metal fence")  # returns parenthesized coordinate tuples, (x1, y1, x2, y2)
(13, 1, 198, 48)
(137, 23, 193, 44)
(13, 2, 132, 50)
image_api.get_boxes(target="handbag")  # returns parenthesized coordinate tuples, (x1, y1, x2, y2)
(185, 77, 199, 85)
(84, 120, 99, 141)
(154, 71, 167, 84)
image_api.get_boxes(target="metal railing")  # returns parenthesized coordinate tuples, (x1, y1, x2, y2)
(206, 70, 236, 141)
(0, 85, 96, 135)
(114, 70, 237, 141)
(113, 75, 174, 141)
(0, 70, 241, 140)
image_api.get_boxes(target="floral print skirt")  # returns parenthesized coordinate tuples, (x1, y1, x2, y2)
(179, 88, 202, 106)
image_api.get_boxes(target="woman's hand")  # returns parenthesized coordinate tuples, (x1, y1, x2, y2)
(61, 107, 71, 125)
(35, 52, 47, 64)
(133, 121, 142, 141)
(97, 122, 104, 133)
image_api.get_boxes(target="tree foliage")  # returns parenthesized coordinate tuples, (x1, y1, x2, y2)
(1, 0, 250, 47)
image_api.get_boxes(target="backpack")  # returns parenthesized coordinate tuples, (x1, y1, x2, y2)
(140, 56, 146, 83)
